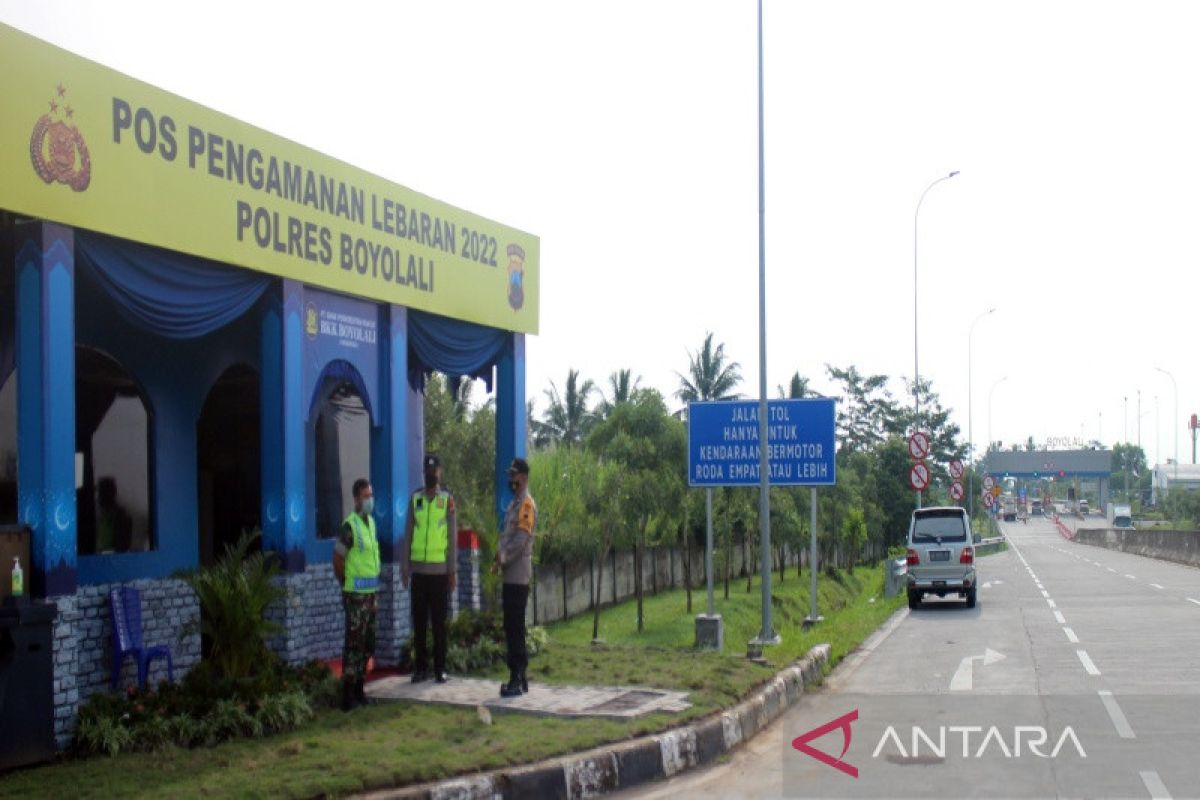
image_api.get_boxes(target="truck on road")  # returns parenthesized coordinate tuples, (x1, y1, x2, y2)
(1106, 503, 1133, 529)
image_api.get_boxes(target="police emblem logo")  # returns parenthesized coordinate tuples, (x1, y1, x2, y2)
(305, 302, 319, 339)
(29, 83, 90, 192)
(506, 243, 525, 311)
(436, 497, 446, 510)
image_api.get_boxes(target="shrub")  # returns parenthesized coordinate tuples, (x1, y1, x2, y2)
(178, 529, 284, 682)
(403, 609, 549, 673)
(73, 660, 335, 757)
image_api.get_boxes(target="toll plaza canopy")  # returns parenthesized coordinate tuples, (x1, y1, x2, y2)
(983, 450, 1112, 479)
(0, 20, 538, 599)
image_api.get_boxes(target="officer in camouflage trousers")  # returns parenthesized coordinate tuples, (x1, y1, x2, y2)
(333, 477, 381, 711)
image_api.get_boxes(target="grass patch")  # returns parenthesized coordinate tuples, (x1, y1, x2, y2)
(0, 564, 902, 799)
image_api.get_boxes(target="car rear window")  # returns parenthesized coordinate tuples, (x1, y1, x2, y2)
(911, 510, 967, 542)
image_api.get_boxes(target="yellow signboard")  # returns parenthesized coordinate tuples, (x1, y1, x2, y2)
(0, 23, 538, 334)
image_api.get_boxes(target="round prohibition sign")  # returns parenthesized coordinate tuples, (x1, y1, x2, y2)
(908, 431, 931, 461)
(950, 481, 964, 501)
(984, 492, 996, 509)
(909, 462, 931, 492)
(982, 474, 996, 492)
(949, 459, 965, 480)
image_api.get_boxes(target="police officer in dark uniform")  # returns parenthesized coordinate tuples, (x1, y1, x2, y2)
(402, 454, 457, 683)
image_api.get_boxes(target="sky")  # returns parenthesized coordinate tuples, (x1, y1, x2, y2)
(2, 0, 1197, 469)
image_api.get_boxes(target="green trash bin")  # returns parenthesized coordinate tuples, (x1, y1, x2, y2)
(0, 599, 58, 770)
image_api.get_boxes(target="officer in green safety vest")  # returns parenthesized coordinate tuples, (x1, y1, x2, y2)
(333, 477, 380, 711)
(402, 454, 457, 684)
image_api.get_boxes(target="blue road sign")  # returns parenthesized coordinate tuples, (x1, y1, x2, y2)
(687, 398, 837, 487)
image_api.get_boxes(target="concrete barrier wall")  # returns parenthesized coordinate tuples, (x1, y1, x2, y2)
(528, 542, 809, 626)
(1075, 527, 1200, 568)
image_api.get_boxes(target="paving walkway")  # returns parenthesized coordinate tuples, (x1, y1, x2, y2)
(367, 676, 691, 719)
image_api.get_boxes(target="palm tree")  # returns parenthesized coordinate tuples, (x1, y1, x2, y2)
(675, 332, 742, 408)
(599, 369, 641, 417)
(777, 371, 812, 400)
(538, 369, 596, 447)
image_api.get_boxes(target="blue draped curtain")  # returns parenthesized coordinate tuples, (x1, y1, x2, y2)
(408, 309, 508, 393)
(75, 230, 272, 339)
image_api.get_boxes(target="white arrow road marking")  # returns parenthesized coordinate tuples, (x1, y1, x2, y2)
(1077, 649, 1101, 676)
(1140, 770, 1172, 800)
(1063, 627, 1079, 643)
(950, 648, 1006, 691)
(1098, 691, 1136, 739)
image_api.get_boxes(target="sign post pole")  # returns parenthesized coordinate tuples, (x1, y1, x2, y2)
(805, 487, 822, 627)
(705, 487, 714, 618)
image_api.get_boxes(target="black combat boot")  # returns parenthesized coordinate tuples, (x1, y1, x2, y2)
(499, 672, 523, 697)
(341, 680, 356, 712)
(355, 677, 367, 706)
(519, 669, 528, 693)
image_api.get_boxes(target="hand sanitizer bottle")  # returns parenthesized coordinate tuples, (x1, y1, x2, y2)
(11, 556, 23, 597)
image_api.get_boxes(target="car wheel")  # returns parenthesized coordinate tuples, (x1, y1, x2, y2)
(907, 590, 921, 610)
(965, 587, 977, 609)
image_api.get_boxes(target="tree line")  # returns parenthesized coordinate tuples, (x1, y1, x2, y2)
(423, 332, 968, 634)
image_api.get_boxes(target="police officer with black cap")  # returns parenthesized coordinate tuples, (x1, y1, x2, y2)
(402, 454, 457, 683)
(495, 457, 537, 697)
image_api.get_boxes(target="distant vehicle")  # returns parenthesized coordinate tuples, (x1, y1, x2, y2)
(906, 507, 977, 610)
(1079, 499, 1090, 516)
(1107, 503, 1133, 529)
(1001, 496, 1018, 522)
(1031, 500, 1044, 516)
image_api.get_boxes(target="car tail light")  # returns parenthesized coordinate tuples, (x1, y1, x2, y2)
(906, 549, 919, 566)
(960, 547, 974, 564)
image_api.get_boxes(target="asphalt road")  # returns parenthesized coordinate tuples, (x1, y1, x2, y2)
(617, 516, 1200, 799)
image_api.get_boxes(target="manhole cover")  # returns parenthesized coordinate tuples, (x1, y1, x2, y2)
(582, 690, 665, 714)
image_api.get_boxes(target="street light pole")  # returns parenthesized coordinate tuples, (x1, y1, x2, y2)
(967, 307, 996, 517)
(913, 170, 959, 511)
(1156, 367, 1179, 485)
(987, 376, 1008, 457)
(752, 0, 777, 649)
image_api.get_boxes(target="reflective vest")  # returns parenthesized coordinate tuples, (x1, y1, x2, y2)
(343, 512, 380, 593)
(411, 490, 450, 564)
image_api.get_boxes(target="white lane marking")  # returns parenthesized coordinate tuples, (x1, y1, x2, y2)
(1041, 589, 1049, 598)
(1188, 598, 1200, 606)
(1047, 599, 1057, 608)
(1054, 610, 1066, 624)
(1140, 770, 1172, 799)
(1063, 627, 1079, 643)
(1077, 649, 1101, 676)
(1098, 691, 1136, 739)
(1151, 583, 1164, 590)
(950, 648, 1007, 691)
(1107, 567, 1118, 573)
(1125, 574, 1136, 580)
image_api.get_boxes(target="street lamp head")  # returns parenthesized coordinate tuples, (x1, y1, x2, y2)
(948, 171, 960, 178)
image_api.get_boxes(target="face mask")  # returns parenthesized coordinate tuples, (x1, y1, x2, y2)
(361, 497, 375, 515)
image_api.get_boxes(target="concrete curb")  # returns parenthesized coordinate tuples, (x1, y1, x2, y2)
(360, 643, 832, 800)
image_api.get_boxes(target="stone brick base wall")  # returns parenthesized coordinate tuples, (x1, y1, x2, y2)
(51, 577, 201, 749)
(49, 544, 481, 750)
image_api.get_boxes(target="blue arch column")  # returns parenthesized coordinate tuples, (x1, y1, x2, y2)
(494, 333, 527, 527)
(261, 279, 307, 572)
(370, 304, 412, 665)
(15, 221, 76, 598)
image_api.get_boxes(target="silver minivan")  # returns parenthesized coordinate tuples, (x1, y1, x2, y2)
(906, 506, 976, 609)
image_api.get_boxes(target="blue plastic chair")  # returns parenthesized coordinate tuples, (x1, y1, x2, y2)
(109, 586, 174, 689)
